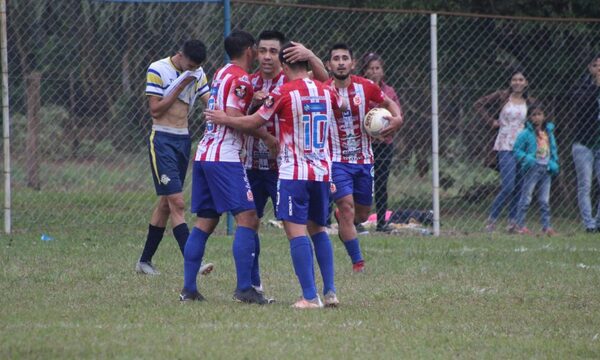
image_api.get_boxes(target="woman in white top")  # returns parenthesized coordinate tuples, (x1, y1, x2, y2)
(474, 70, 536, 232)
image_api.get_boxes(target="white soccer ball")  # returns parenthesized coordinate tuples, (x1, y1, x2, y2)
(363, 108, 391, 139)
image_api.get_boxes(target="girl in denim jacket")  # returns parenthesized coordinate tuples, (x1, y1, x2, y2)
(513, 102, 559, 236)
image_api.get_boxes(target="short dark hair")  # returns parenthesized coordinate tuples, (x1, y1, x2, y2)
(181, 39, 207, 64)
(329, 43, 353, 59)
(527, 101, 545, 118)
(279, 42, 308, 71)
(224, 30, 256, 59)
(258, 30, 286, 45)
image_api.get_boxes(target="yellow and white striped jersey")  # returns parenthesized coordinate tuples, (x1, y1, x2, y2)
(145, 57, 209, 106)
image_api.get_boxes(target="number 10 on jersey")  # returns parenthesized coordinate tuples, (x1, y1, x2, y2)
(302, 113, 328, 151)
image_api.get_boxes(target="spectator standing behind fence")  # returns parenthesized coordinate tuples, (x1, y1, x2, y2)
(360, 52, 402, 233)
(513, 102, 559, 236)
(136, 40, 213, 276)
(474, 70, 535, 233)
(571, 55, 600, 233)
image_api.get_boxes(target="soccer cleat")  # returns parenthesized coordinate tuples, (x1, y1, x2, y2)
(199, 262, 214, 276)
(516, 226, 532, 235)
(252, 284, 276, 303)
(292, 296, 323, 309)
(352, 260, 365, 273)
(506, 223, 518, 234)
(376, 224, 393, 233)
(179, 288, 205, 302)
(323, 291, 340, 307)
(135, 260, 160, 275)
(585, 227, 597, 233)
(484, 220, 496, 233)
(355, 223, 369, 235)
(542, 228, 557, 237)
(232, 287, 270, 305)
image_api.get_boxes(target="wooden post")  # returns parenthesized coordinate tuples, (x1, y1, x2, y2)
(26, 71, 41, 190)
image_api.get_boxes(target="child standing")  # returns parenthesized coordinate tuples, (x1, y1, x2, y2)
(513, 102, 559, 235)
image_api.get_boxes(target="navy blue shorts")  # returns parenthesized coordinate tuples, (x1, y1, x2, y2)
(276, 179, 330, 226)
(190, 161, 256, 218)
(331, 162, 374, 206)
(247, 169, 278, 218)
(147, 130, 191, 196)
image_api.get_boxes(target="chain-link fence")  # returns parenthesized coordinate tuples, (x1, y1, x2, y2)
(3, 0, 600, 234)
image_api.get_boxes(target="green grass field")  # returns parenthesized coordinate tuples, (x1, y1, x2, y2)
(1, 226, 599, 359)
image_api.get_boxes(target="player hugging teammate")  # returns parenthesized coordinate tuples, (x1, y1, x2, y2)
(149, 31, 403, 308)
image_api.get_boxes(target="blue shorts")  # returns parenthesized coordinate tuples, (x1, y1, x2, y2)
(331, 162, 374, 206)
(190, 161, 256, 218)
(147, 130, 191, 196)
(276, 179, 330, 226)
(247, 169, 278, 218)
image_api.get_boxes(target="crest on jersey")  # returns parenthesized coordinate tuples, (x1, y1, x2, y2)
(247, 190, 254, 201)
(264, 96, 275, 108)
(235, 85, 247, 98)
(330, 183, 337, 193)
(353, 94, 362, 106)
(160, 174, 171, 185)
(240, 75, 249, 83)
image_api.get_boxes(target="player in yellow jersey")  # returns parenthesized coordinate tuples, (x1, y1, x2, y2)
(136, 40, 213, 276)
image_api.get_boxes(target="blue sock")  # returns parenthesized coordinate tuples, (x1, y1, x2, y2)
(251, 233, 261, 288)
(289, 236, 317, 300)
(183, 227, 209, 292)
(232, 226, 256, 291)
(172, 223, 189, 256)
(140, 224, 165, 263)
(343, 238, 363, 264)
(311, 231, 336, 295)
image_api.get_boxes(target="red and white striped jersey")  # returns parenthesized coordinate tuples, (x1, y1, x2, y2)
(195, 64, 254, 162)
(258, 78, 340, 182)
(242, 71, 287, 170)
(326, 75, 386, 164)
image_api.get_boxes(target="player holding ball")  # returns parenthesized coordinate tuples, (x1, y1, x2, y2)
(326, 43, 402, 273)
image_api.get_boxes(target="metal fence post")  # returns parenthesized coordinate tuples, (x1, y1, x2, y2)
(1, 0, 11, 235)
(430, 13, 440, 236)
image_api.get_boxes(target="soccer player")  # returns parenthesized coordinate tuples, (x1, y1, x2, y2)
(243, 30, 329, 293)
(206, 42, 342, 309)
(326, 43, 403, 273)
(136, 39, 214, 277)
(180, 30, 277, 304)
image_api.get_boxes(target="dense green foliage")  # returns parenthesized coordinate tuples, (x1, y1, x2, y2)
(296, 0, 600, 18)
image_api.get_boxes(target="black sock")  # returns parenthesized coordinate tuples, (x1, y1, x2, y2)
(173, 223, 190, 256)
(140, 224, 166, 263)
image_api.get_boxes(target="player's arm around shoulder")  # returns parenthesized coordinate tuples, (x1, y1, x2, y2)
(204, 109, 266, 131)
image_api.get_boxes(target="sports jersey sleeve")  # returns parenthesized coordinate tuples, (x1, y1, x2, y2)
(194, 69, 210, 98)
(365, 79, 386, 104)
(146, 65, 165, 97)
(257, 87, 284, 121)
(226, 75, 254, 113)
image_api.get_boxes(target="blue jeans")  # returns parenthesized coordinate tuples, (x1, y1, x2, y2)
(516, 164, 552, 230)
(489, 151, 523, 222)
(572, 143, 600, 229)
